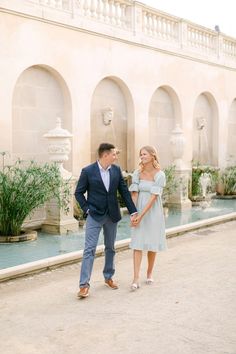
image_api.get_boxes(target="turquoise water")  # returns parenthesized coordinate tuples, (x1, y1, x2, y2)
(1, 199, 236, 270)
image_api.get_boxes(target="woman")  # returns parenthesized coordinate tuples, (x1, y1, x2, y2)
(129, 146, 167, 291)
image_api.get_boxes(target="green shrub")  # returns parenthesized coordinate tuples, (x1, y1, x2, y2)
(162, 165, 178, 205)
(0, 154, 70, 236)
(219, 165, 236, 195)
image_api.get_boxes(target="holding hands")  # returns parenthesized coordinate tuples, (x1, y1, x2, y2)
(130, 213, 142, 227)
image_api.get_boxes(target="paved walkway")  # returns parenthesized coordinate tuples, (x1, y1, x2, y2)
(0, 220, 236, 354)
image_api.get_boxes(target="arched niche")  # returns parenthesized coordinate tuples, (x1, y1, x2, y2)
(90, 77, 134, 171)
(149, 86, 182, 167)
(193, 92, 218, 166)
(12, 65, 72, 169)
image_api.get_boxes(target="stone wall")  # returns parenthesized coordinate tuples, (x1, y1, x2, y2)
(0, 0, 236, 176)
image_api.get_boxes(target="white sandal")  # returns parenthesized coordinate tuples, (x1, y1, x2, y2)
(146, 278, 154, 285)
(130, 283, 140, 291)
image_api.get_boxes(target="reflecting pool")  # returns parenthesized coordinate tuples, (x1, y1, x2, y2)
(1, 199, 236, 269)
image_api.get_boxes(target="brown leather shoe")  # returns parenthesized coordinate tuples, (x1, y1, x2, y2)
(105, 279, 119, 290)
(77, 287, 89, 298)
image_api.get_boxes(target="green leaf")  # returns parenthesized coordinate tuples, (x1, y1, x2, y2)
(0, 156, 70, 236)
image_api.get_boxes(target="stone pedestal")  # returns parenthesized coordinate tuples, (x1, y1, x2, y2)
(167, 169, 192, 210)
(42, 118, 78, 234)
(42, 177, 78, 234)
(169, 124, 192, 210)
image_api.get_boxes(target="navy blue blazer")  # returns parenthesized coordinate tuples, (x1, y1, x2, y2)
(74, 162, 137, 223)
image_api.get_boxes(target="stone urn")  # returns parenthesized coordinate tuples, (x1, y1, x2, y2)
(169, 124, 192, 210)
(170, 124, 186, 169)
(43, 117, 73, 179)
(42, 118, 78, 234)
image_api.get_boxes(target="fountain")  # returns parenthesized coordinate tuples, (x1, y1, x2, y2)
(199, 172, 212, 209)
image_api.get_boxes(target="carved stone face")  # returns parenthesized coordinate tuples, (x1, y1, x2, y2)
(102, 107, 113, 125)
(196, 117, 206, 130)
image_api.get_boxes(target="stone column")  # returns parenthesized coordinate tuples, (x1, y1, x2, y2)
(169, 124, 192, 210)
(42, 118, 78, 234)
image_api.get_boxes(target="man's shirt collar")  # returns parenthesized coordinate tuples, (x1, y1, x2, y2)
(97, 160, 111, 171)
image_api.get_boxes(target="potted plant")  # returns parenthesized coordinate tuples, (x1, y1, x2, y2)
(0, 153, 70, 242)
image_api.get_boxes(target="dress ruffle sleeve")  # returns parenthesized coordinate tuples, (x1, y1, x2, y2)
(150, 171, 166, 196)
(129, 169, 140, 192)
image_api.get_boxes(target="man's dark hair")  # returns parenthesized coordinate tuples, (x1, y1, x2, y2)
(98, 143, 115, 157)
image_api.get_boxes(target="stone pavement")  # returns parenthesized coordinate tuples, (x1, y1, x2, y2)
(0, 220, 236, 354)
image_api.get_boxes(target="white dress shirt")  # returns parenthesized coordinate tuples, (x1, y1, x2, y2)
(96, 161, 137, 217)
(97, 161, 111, 192)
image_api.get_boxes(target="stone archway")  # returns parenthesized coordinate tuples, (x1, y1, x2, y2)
(90, 77, 134, 171)
(12, 65, 72, 169)
(227, 99, 236, 165)
(149, 86, 181, 168)
(193, 93, 218, 166)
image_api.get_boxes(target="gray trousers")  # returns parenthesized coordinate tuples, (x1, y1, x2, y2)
(79, 214, 118, 288)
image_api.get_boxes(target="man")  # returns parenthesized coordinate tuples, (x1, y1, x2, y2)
(75, 143, 137, 298)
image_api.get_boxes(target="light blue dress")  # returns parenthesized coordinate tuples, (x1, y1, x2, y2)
(129, 169, 167, 252)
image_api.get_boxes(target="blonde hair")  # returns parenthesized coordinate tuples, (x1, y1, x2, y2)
(139, 145, 160, 171)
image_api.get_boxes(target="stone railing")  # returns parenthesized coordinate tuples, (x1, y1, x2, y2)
(1, 0, 236, 64)
(78, 0, 132, 28)
(38, 0, 73, 11)
(142, 7, 179, 42)
(186, 23, 217, 55)
(223, 37, 236, 58)
(34, 0, 133, 28)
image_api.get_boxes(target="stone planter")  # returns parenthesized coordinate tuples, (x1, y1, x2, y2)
(214, 195, 236, 199)
(216, 181, 225, 196)
(0, 230, 37, 243)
